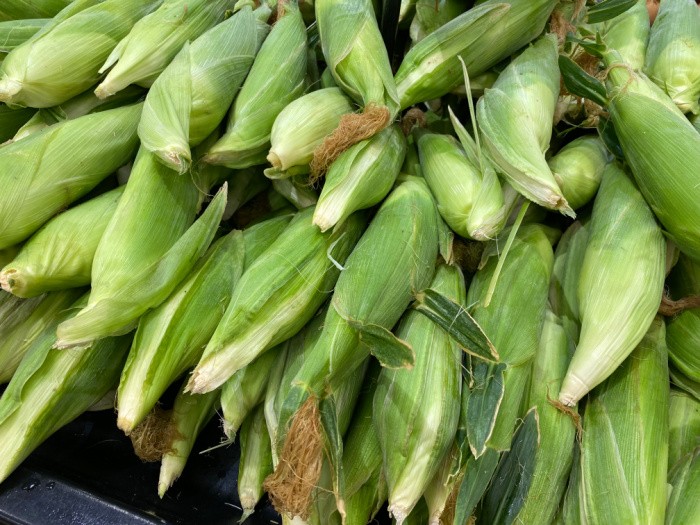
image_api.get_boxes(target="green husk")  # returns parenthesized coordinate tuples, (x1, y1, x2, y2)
(666, 448, 700, 525)
(666, 254, 700, 383)
(374, 263, 464, 524)
(138, 5, 267, 173)
(559, 163, 666, 406)
(394, 0, 558, 109)
(579, 318, 669, 525)
(548, 135, 612, 210)
(55, 147, 227, 349)
(271, 178, 318, 210)
(477, 34, 573, 217)
(409, 0, 465, 44)
(188, 207, 365, 394)
(0, 18, 49, 53)
(0, 293, 131, 483)
(0, 290, 45, 337)
(238, 405, 274, 520)
(671, 365, 700, 402)
(644, 0, 700, 114)
(0, 0, 159, 108)
(313, 125, 406, 232)
(222, 169, 270, 221)
(597, 0, 650, 70)
(0, 103, 141, 250)
(0, 103, 33, 142)
(668, 389, 700, 470)
(0, 0, 73, 21)
(95, 0, 237, 98)
(1, 187, 123, 298)
(204, 4, 308, 169)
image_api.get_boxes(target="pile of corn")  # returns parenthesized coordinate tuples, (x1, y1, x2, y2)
(0, 0, 699, 523)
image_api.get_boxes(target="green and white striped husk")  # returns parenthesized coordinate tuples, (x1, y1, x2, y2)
(204, 4, 307, 170)
(0, 104, 141, 250)
(0, 293, 131, 484)
(116, 216, 290, 433)
(394, 0, 558, 109)
(417, 131, 505, 241)
(138, 5, 268, 174)
(579, 318, 669, 525)
(55, 147, 227, 349)
(158, 384, 220, 497)
(409, 0, 465, 44)
(0, 103, 34, 142)
(477, 34, 573, 217)
(666, 447, 700, 525)
(666, 254, 700, 383)
(548, 135, 611, 210)
(0, 0, 73, 21)
(669, 389, 700, 470)
(265, 87, 353, 178)
(559, 164, 666, 406)
(238, 404, 273, 520)
(315, 0, 399, 117)
(95, 0, 236, 98)
(1, 187, 123, 298)
(644, 0, 700, 114)
(603, 49, 700, 261)
(0, 0, 158, 108)
(374, 263, 464, 524)
(0, 19, 49, 54)
(188, 207, 365, 394)
(314, 124, 406, 232)
(0, 288, 83, 383)
(597, 0, 649, 70)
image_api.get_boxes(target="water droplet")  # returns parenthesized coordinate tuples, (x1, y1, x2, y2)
(45, 481, 56, 490)
(21, 478, 40, 491)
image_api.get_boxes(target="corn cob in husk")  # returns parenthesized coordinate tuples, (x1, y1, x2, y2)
(666, 254, 700, 383)
(559, 163, 666, 406)
(666, 447, 700, 525)
(139, 5, 268, 173)
(95, 0, 238, 99)
(237, 404, 273, 520)
(0, 19, 49, 54)
(409, 0, 465, 44)
(1, 187, 123, 298)
(0, 0, 159, 108)
(204, 3, 308, 170)
(55, 147, 227, 349)
(597, 0, 650, 70)
(0, 0, 73, 21)
(579, 318, 669, 525)
(669, 389, 700, 470)
(0, 293, 131, 483)
(188, 207, 365, 394)
(0, 103, 141, 250)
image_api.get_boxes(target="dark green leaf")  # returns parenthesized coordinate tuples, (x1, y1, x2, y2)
(454, 448, 500, 525)
(348, 320, 416, 370)
(467, 362, 506, 458)
(586, 0, 637, 24)
(558, 55, 608, 107)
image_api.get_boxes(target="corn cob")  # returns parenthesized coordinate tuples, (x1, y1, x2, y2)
(237, 405, 273, 520)
(602, 48, 700, 261)
(188, 207, 365, 394)
(265, 87, 354, 179)
(138, 5, 267, 174)
(477, 34, 573, 216)
(644, 0, 700, 114)
(0, 103, 35, 142)
(669, 389, 700, 470)
(95, 0, 238, 99)
(55, 147, 227, 349)
(598, 0, 650, 70)
(666, 254, 700, 383)
(548, 135, 611, 210)
(314, 124, 406, 232)
(374, 263, 464, 524)
(394, 0, 558, 109)
(559, 163, 666, 406)
(0, 18, 49, 53)
(579, 318, 669, 525)
(666, 448, 700, 525)
(1, 187, 123, 298)
(0, 0, 159, 108)
(158, 386, 220, 497)
(0, 0, 73, 21)
(409, 0, 465, 44)
(204, 4, 307, 170)
(0, 103, 141, 250)
(0, 293, 131, 484)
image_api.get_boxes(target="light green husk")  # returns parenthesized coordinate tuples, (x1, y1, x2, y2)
(0, 293, 131, 484)
(271, 177, 318, 210)
(238, 405, 273, 520)
(138, 5, 267, 173)
(548, 135, 612, 210)
(0, 103, 34, 142)
(157, 385, 220, 497)
(0, 0, 159, 108)
(597, 0, 650, 70)
(666, 255, 700, 383)
(559, 163, 666, 406)
(477, 34, 573, 217)
(668, 389, 700, 470)
(666, 448, 700, 525)
(579, 318, 669, 525)
(265, 87, 353, 178)
(409, 0, 465, 44)
(315, 0, 399, 118)
(55, 147, 227, 349)
(0, 104, 141, 250)
(1, 187, 123, 298)
(0, 0, 73, 21)
(204, 4, 308, 169)
(0, 290, 45, 337)
(95, 0, 237, 99)
(314, 124, 406, 232)
(394, 0, 558, 109)
(374, 263, 464, 524)
(188, 207, 365, 394)
(603, 48, 700, 261)
(644, 0, 700, 114)
(0, 19, 49, 53)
